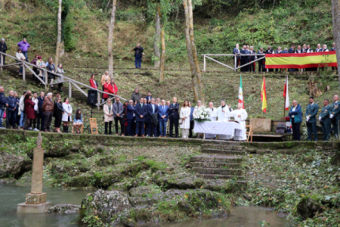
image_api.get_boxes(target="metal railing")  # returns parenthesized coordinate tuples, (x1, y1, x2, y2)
(0, 51, 126, 109)
(202, 53, 266, 72)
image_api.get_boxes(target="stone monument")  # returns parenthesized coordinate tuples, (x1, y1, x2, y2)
(17, 133, 51, 213)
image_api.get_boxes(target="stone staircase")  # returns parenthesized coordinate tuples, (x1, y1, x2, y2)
(190, 142, 247, 182)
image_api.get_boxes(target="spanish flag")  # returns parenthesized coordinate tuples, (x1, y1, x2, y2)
(261, 76, 267, 113)
(265, 51, 337, 69)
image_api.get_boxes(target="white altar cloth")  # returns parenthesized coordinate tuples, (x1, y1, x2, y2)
(194, 121, 243, 140)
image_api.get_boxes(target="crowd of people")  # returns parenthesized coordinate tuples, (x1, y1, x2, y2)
(289, 95, 340, 141)
(101, 89, 249, 140)
(0, 88, 83, 133)
(233, 43, 336, 72)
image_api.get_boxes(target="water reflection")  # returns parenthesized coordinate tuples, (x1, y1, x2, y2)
(0, 184, 288, 227)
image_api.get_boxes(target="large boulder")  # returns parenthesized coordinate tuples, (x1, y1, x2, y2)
(48, 204, 80, 214)
(297, 196, 323, 219)
(0, 152, 32, 178)
(80, 189, 132, 224)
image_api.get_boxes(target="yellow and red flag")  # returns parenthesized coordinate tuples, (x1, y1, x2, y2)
(261, 76, 267, 113)
(265, 51, 337, 69)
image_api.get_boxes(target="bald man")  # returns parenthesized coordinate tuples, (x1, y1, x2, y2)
(330, 95, 340, 138)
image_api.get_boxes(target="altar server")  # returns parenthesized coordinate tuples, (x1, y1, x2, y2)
(206, 102, 218, 139)
(227, 103, 248, 141)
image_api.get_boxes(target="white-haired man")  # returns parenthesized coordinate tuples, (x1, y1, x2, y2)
(227, 103, 248, 141)
(206, 102, 217, 139)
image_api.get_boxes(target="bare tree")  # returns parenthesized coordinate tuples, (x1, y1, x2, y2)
(55, 0, 62, 67)
(332, 0, 340, 86)
(159, 27, 165, 83)
(108, 0, 117, 78)
(154, 6, 161, 68)
(183, 0, 204, 103)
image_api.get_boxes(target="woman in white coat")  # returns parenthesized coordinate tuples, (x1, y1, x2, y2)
(62, 97, 72, 133)
(103, 98, 114, 135)
(180, 100, 191, 139)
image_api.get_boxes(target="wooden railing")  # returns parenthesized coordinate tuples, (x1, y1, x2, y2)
(0, 51, 126, 109)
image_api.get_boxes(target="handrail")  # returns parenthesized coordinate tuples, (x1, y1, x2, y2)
(0, 51, 127, 106)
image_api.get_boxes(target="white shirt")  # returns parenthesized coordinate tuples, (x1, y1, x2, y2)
(217, 106, 232, 122)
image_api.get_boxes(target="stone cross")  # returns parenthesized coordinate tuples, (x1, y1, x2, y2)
(18, 133, 51, 213)
(31, 132, 44, 194)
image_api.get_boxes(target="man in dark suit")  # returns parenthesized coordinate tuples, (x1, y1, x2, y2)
(145, 91, 152, 104)
(274, 46, 283, 72)
(330, 95, 340, 138)
(288, 45, 296, 72)
(37, 91, 45, 131)
(331, 43, 336, 71)
(127, 100, 135, 136)
(249, 46, 256, 72)
(305, 97, 319, 141)
(146, 98, 159, 137)
(134, 97, 147, 137)
(319, 99, 332, 141)
(264, 45, 274, 72)
(240, 45, 248, 72)
(158, 100, 169, 137)
(233, 43, 241, 71)
(5, 90, 17, 129)
(189, 101, 195, 138)
(169, 97, 180, 138)
(257, 47, 265, 73)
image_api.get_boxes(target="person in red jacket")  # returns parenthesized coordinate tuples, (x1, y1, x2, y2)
(24, 93, 36, 130)
(89, 74, 98, 89)
(103, 80, 110, 101)
(103, 79, 118, 102)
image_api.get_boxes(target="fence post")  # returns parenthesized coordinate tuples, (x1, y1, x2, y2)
(44, 69, 48, 91)
(97, 91, 100, 110)
(69, 82, 72, 98)
(22, 62, 25, 81)
(203, 55, 206, 72)
(234, 54, 237, 72)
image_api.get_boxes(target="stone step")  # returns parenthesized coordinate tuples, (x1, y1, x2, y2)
(190, 162, 240, 168)
(202, 149, 246, 155)
(192, 167, 242, 175)
(197, 174, 245, 180)
(190, 155, 243, 163)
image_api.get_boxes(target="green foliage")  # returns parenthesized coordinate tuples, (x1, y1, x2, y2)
(245, 151, 340, 226)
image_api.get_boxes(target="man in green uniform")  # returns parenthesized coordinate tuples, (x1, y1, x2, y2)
(319, 99, 332, 141)
(330, 95, 340, 138)
(305, 97, 319, 141)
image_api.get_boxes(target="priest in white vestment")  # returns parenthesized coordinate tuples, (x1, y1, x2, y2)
(206, 102, 217, 139)
(216, 100, 233, 139)
(227, 103, 248, 141)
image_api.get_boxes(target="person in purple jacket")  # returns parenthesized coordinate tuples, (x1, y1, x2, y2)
(17, 38, 30, 62)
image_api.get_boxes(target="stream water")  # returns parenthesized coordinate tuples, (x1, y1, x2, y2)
(0, 184, 289, 227)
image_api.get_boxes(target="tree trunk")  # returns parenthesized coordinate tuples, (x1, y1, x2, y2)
(187, 0, 205, 104)
(108, 0, 117, 78)
(183, 0, 199, 101)
(154, 6, 161, 68)
(159, 27, 165, 83)
(183, 0, 204, 103)
(55, 0, 62, 67)
(332, 0, 340, 86)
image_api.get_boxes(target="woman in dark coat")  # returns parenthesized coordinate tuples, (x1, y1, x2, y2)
(24, 93, 36, 130)
(54, 95, 64, 133)
(46, 57, 56, 87)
